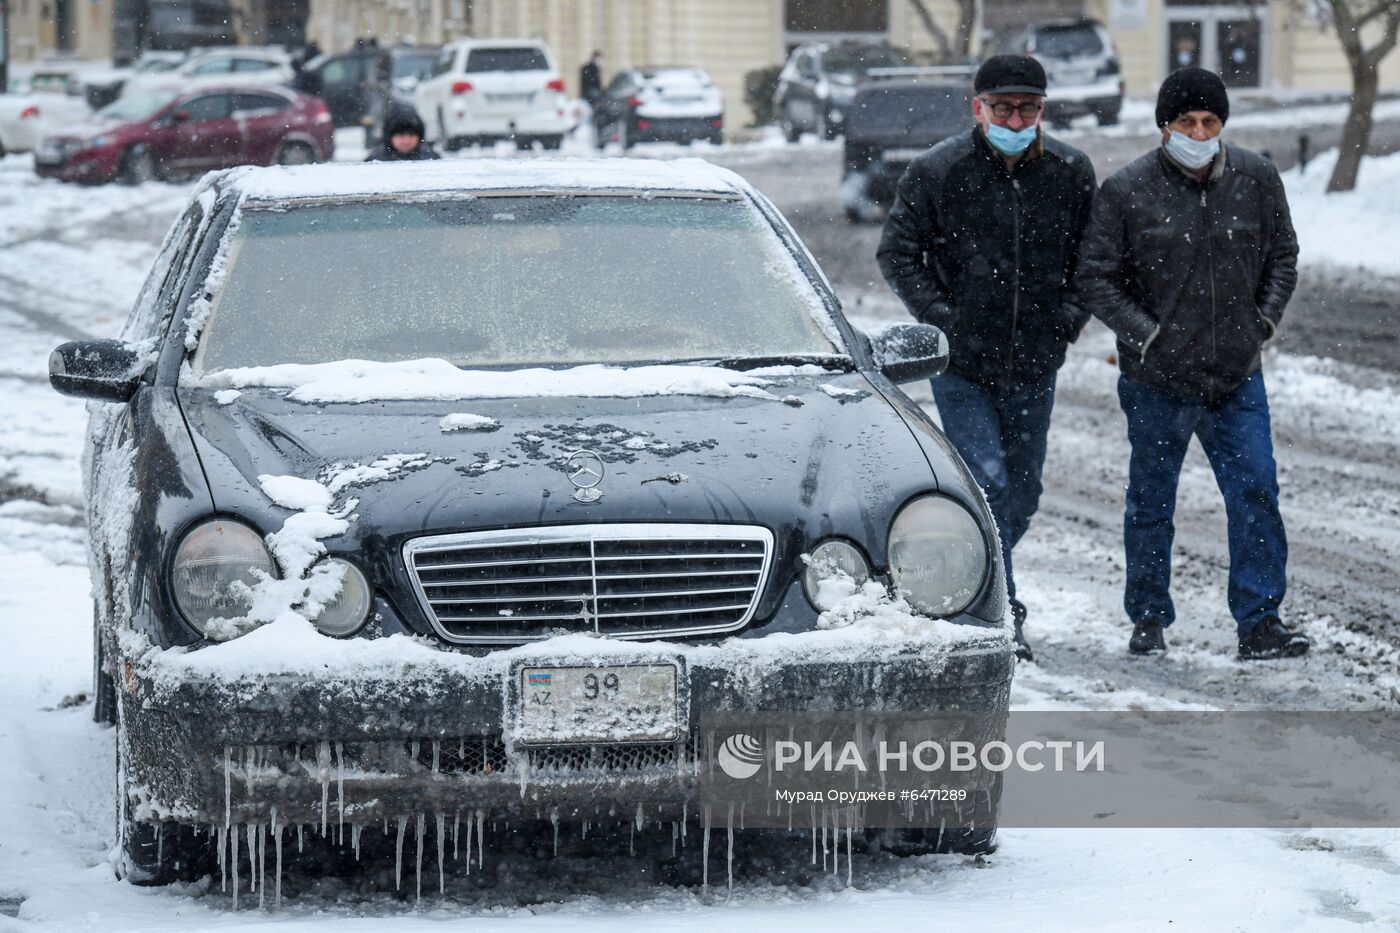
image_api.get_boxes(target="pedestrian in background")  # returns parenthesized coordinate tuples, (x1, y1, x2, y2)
(366, 107, 440, 162)
(581, 50, 604, 104)
(878, 55, 1097, 662)
(1077, 67, 1307, 660)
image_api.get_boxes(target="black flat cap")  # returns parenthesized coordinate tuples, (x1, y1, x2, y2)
(1156, 67, 1229, 126)
(975, 55, 1047, 96)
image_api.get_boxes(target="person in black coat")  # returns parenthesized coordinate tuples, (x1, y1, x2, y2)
(365, 108, 441, 162)
(1077, 67, 1307, 661)
(877, 55, 1097, 662)
(580, 51, 603, 104)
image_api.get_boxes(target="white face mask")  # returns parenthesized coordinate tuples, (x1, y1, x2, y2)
(1164, 130, 1220, 170)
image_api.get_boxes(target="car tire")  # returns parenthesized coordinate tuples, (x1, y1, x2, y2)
(114, 720, 214, 884)
(708, 133, 723, 146)
(275, 140, 316, 165)
(780, 105, 800, 144)
(541, 134, 564, 150)
(618, 120, 633, 151)
(514, 136, 533, 151)
(1095, 106, 1121, 127)
(120, 144, 159, 186)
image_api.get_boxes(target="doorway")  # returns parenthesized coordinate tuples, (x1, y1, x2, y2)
(1162, 4, 1266, 88)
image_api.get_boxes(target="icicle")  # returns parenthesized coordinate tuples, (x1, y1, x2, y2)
(453, 811, 460, 860)
(635, 802, 645, 832)
(432, 739, 440, 774)
(682, 801, 687, 846)
(297, 822, 305, 854)
(740, 800, 746, 830)
(436, 813, 446, 895)
(218, 822, 228, 892)
(629, 821, 635, 857)
(257, 823, 266, 909)
(821, 808, 828, 872)
(476, 810, 484, 870)
(550, 807, 560, 857)
(410, 738, 420, 760)
(415, 813, 425, 904)
(156, 823, 164, 868)
(335, 740, 345, 840)
(244, 745, 256, 796)
(273, 810, 283, 910)
(353, 823, 362, 861)
(223, 746, 232, 828)
(811, 805, 817, 865)
(317, 741, 331, 836)
(231, 822, 241, 911)
(832, 808, 839, 879)
(701, 803, 711, 891)
(395, 815, 407, 890)
(671, 820, 678, 858)
(726, 802, 735, 892)
(464, 809, 474, 877)
(246, 823, 258, 894)
(846, 814, 853, 887)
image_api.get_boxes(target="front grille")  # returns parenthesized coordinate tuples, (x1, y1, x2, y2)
(404, 523, 774, 644)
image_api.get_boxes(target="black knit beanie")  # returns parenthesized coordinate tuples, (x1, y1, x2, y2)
(975, 55, 1047, 96)
(1156, 67, 1229, 126)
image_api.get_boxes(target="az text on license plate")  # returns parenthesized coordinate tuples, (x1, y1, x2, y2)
(516, 664, 681, 745)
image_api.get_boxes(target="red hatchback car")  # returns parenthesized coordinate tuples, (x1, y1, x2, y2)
(34, 84, 334, 184)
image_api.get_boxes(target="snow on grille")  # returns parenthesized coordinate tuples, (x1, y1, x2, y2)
(403, 524, 774, 644)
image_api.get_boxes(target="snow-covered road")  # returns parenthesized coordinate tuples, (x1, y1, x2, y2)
(2, 122, 1399, 930)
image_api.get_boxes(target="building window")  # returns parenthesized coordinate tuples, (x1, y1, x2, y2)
(784, 0, 888, 34)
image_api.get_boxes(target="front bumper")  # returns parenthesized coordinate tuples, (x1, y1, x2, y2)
(631, 116, 722, 142)
(34, 148, 121, 182)
(121, 628, 1012, 827)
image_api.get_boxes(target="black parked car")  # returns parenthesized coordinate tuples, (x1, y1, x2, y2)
(302, 44, 439, 130)
(52, 159, 1012, 887)
(775, 41, 908, 142)
(842, 78, 972, 223)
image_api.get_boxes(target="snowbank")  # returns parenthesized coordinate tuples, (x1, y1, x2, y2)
(1282, 148, 1400, 280)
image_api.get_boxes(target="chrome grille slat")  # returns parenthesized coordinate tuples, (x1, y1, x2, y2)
(404, 524, 774, 644)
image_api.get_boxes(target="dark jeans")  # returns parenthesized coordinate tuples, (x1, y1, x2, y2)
(1117, 371, 1287, 637)
(931, 372, 1057, 612)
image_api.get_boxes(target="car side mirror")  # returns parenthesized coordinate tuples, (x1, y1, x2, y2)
(49, 339, 146, 402)
(871, 323, 949, 383)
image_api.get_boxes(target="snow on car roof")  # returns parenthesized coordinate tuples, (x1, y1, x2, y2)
(221, 157, 755, 203)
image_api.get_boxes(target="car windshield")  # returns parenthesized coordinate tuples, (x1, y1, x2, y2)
(392, 53, 438, 79)
(192, 196, 840, 373)
(820, 46, 906, 75)
(100, 88, 181, 120)
(1036, 25, 1104, 58)
(464, 48, 549, 72)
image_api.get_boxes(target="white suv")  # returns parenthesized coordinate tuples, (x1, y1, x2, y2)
(416, 39, 570, 150)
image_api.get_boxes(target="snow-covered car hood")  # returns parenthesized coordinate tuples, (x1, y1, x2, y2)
(179, 371, 935, 535)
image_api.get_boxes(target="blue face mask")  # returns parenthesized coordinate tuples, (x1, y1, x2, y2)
(984, 121, 1038, 156)
(1164, 130, 1220, 170)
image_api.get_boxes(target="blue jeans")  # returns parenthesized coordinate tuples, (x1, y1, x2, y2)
(1117, 371, 1287, 637)
(931, 372, 1057, 611)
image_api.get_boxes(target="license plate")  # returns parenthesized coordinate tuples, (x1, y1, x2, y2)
(516, 664, 681, 745)
(34, 148, 63, 165)
(488, 92, 533, 104)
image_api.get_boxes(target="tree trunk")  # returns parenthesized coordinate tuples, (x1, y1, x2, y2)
(1328, 61, 1378, 192)
(908, 0, 953, 63)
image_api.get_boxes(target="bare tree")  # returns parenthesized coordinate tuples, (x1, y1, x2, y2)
(909, 0, 981, 64)
(1313, 0, 1400, 191)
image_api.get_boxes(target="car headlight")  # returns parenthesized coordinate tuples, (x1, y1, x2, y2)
(887, 496, 989, 618)
(802, 539, 870, 611)
(307, 558, 372, 637)
(171, 519, 276, 640)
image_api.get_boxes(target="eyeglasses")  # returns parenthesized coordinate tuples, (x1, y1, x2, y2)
(980, 99, 1043, 120)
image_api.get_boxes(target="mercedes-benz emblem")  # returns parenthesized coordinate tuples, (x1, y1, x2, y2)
(565, 449, 605, 503)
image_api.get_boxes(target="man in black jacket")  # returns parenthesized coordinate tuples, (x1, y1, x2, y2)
(1078, 67, 1307, 661)
(366, 108, 441, 162)
(878, 55, 1096, 661)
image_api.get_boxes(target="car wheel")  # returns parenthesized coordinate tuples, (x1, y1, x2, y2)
(1095, 106, 1121, 127)
(541, 134, 564, 150)
(114, 717, 213, 884)
(618, 120, 632, 151)
(780, 105, 800, 144)
(275, 140, 315, 165)
(120, 144, 159, 185)
(1050, 115, 1074, 131)
(514, 136, 533, 151)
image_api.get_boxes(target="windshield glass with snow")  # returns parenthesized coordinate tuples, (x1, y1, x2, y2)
(191, 196, 841, 373)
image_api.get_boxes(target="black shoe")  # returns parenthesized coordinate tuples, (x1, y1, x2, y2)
(1129, 619, 1167, 656)
(1238, 617, 1310, 660)
(1012, 602, 1033, 662)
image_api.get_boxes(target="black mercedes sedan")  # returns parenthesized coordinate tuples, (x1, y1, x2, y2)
(50, 158, 1012, 891)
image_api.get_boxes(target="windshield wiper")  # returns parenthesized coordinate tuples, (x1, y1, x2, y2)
(704, 355, 855, 372)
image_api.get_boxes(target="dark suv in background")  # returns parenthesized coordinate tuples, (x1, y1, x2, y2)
(775, 41, 907, 141)
(841, 75, 972, 223)
(991, 19, 1122, 127)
